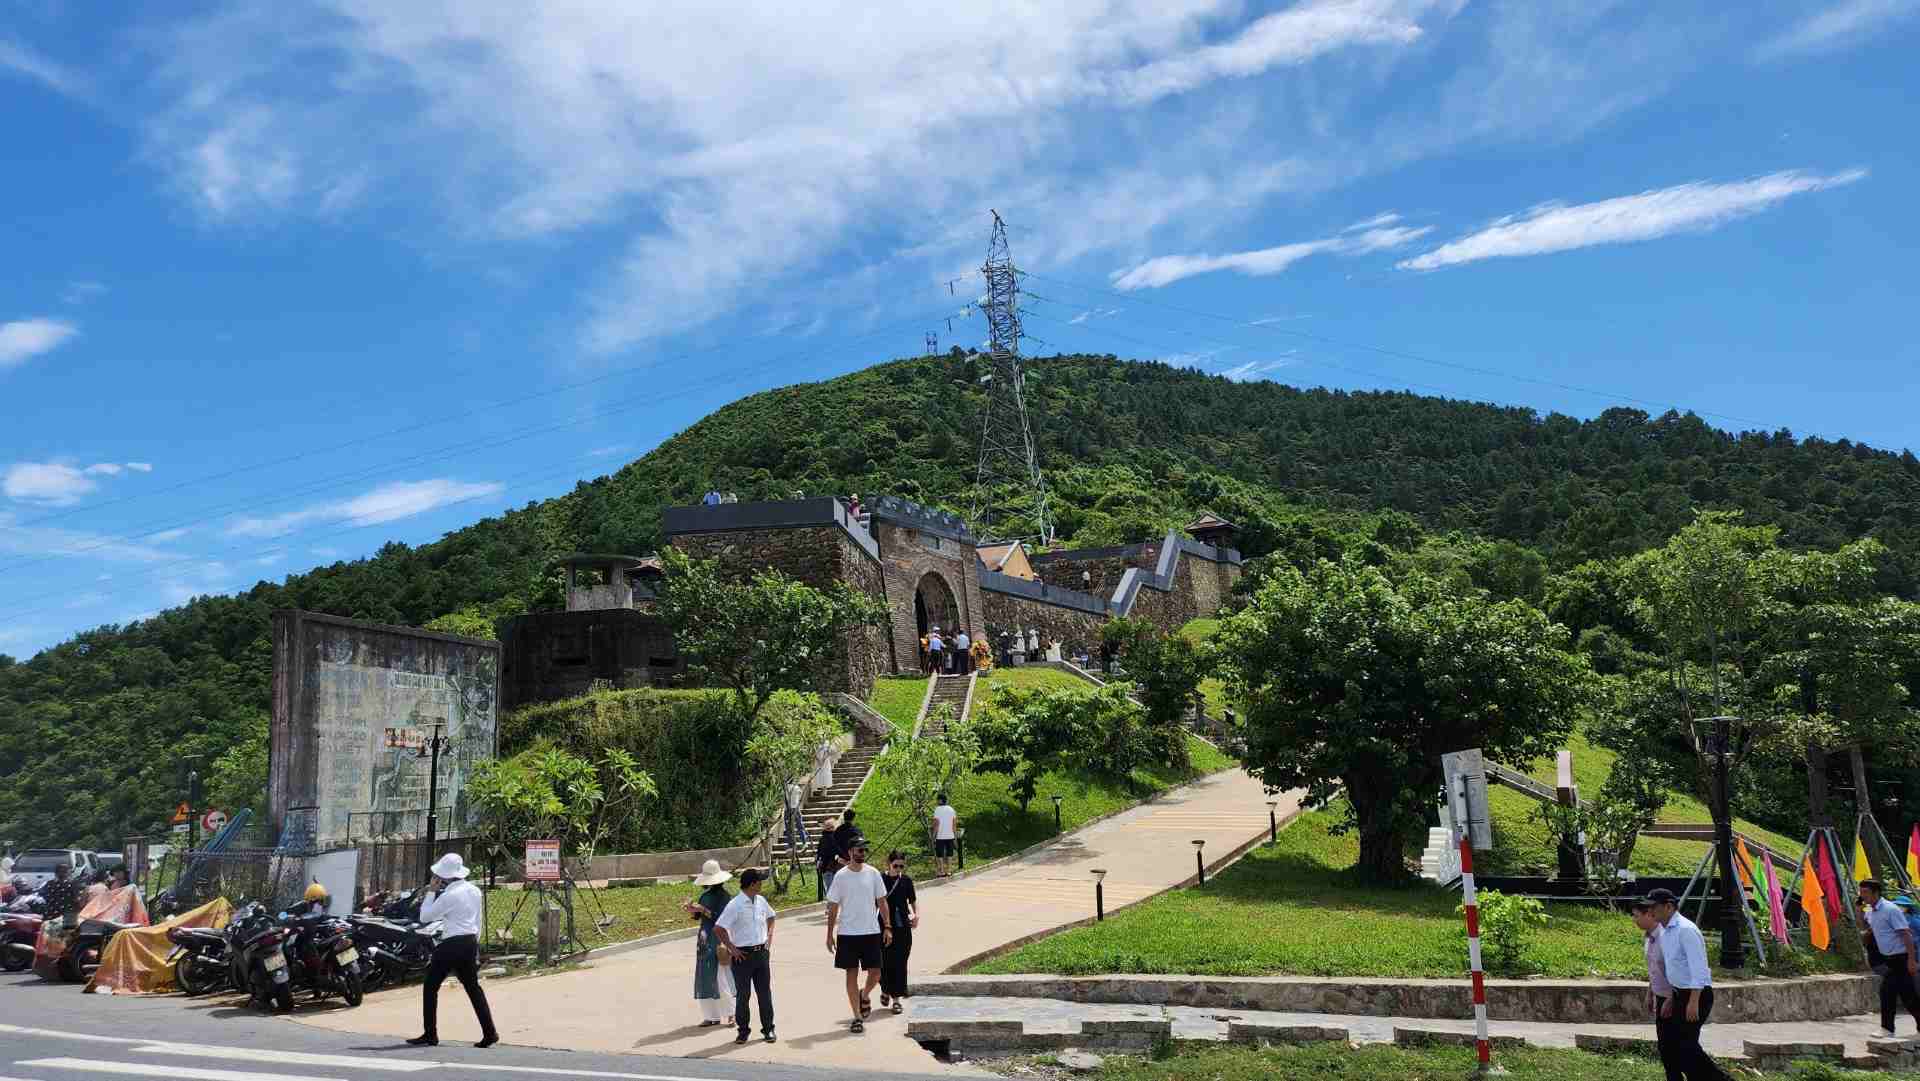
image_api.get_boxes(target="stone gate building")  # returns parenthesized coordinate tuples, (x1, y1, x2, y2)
(498, 495, 1240, 710)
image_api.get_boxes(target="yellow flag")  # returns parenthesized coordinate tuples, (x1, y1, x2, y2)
(1906, 826, 1918, 884)
(1855, 836, 1873, 883)
(1803, 857, 1830, 951)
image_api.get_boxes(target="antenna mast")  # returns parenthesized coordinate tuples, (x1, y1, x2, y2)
(971, 210, 1051, 544)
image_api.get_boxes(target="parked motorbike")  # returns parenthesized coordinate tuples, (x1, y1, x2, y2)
(56, 917, 138, 983)
(347, 908, 440, 991)
(165, 923, 231, 995)
(1, 909, 43, 973)
(281, 912, 364, 1007)
(227, 903, 295, 1012)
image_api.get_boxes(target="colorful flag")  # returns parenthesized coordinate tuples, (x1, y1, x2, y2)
(1855, 835, 1873, 883)
(1801, 857, 1830, 950)
(1735, 837, 1759, 890)
(1907, 825, 1918, 884)
(1815, 835, 1845, 922)
(1764, 856, 1790, 944)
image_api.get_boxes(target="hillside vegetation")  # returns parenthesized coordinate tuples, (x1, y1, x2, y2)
(5, 352, 1919, 847)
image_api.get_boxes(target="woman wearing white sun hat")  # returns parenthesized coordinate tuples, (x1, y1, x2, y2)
(407, 852, 499, 1050)
(684, 859, 737, 1025)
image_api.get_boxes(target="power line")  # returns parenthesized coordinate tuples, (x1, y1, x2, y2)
(0, 298, 971, 579)
(8, 275, 982, 534)
(1019, 270, 1782, 432)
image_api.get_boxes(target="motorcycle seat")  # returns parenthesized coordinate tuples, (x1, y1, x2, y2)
(77, 919, 139, 935)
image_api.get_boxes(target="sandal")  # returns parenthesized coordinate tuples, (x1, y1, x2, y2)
(892, 1000, 903, 1014)
(880, 993, 891, 1008)
(859, 996, 872, 1018)
(851, 1018, 865, 1034)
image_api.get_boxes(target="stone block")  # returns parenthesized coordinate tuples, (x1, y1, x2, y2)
(1227, 1022, 1349, 1045)
(906, 1020, 1023, 1042)
(1574, 1033, 1659, 1058)
(1741, 1040, 1843, 1060)
(1392, 1027, 1528, 1051)
(1080, 1019, 1173, 1036)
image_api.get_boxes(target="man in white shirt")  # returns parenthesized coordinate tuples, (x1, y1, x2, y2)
(824, 836, 892, 1033)
(1646, 888, 1731, 1081)
(932, 794, 960, 878)
(408, 853, 498, 1050)
(1860, 879, 1920, 1035)
(715, 868, 777, 1044)
(784, 781, 808, 850)
(955, 631, 972, 674)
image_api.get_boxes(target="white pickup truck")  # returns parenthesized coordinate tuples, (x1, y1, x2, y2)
(10, 849, 96, 891)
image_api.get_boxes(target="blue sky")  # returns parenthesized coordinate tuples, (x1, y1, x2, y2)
(3, 0, 1917, 657)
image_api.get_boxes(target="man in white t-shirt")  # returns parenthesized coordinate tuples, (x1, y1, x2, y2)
(824, 836, 891, 1033)
(932, 794, 960, 877)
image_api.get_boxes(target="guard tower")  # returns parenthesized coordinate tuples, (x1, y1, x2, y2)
(1183, 513, 1240, 551)
(559, 554, 650, 612)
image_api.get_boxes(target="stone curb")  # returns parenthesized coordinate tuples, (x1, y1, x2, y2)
(910, 972, 1876, 1026)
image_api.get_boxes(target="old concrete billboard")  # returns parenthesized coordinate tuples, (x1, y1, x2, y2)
(270, 610, 499, 845)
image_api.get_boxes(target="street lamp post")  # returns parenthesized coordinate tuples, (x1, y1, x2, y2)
(1193, 839, 1206, 886)
(1698, 714, 1746, 969)
(1266, 800, 1279, 845)
(419, 721, 451, 851)
(956, 826, 967, 872)
(1091, 868, 1107, 921)
(1051, 795, 1063, 835)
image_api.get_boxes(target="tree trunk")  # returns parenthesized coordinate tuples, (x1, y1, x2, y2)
(1350, 786, 1414, 882)
(1806, 742, 1831, 828)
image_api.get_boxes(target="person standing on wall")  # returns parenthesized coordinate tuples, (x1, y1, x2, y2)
(931, 794, 960, 878)
(1861, 880, 1920, 1036)
(1646, 888, 1731, 1081)
(879, 850, 918, 1014)
(714, 868, 777, 1044)
(824, 836, 890, 1033)
(954, 629, 972, 674)
(408, 853, 499, 1049)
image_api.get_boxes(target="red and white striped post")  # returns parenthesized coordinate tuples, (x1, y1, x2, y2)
(1454, 773, 1494, 1074)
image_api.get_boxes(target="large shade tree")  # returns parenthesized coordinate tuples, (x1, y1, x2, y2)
(1218, 557, 1595, 881)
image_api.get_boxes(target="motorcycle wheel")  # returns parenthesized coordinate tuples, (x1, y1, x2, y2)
(0, 940, 29, 973)
(337, 964, 364, 1007)
(176, 954, 217, 996)
(57, 952, 83, 983)
(271, 982, 294, 1012)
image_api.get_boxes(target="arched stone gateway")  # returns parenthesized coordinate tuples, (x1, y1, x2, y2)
(915, 571, 960, 641)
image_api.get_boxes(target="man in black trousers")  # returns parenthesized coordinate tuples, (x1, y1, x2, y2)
(715, 868, 778, 1044)
(1861, 879, 1920, 1036)
(408, 853, 499, 1049)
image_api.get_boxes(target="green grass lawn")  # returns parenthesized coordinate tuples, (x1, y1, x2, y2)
(852, 665, 1236, 878)
(867, 676, 928, 734)
(1001, 1042, 1902, 1081)
(1481, 731, 1806, 878)
(479, 869, 822, 956)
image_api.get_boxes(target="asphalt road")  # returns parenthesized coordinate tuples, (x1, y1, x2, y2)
(0, 971, 960, 1081)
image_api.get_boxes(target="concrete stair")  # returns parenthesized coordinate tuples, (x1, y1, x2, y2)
(769, 743, 882, 864)
(922, 672, 974, 736)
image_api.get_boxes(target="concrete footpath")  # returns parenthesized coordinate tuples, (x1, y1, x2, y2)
(298, 768, 1288, 1074)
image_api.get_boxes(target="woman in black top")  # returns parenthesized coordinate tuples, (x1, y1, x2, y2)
(879, 850, 918, 1013)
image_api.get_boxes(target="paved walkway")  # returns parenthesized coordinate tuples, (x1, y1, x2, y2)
(298, 768, 1287, 1074)
(910, 995, 1898, 1058)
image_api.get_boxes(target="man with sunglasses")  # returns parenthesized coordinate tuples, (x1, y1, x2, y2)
(824, 835, 891, 1033)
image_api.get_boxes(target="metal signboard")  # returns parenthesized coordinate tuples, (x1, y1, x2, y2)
(1441, 748, 1493, 851)
(524, 839, 562, 882)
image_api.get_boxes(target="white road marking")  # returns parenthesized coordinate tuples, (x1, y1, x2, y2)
(17, 1058, 346, 1081)
(0, 1025, 144, 1047)
(133, 1046, 435, 1073)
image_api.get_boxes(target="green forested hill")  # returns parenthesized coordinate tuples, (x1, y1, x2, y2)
(5, 352, 1919, 846)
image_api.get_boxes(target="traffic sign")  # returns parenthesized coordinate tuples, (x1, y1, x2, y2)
(171, 823, 190, 835)
(170, 802, 191, 825)
(524, 839, 562, 881)
(202, 810, 228, 833)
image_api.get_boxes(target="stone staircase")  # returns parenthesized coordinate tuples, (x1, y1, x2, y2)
(921, 672, 975, 736)
(769, 742, 883, 865)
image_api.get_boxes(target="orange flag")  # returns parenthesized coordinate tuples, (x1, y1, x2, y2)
(1735, 838, 1758, 890)
(1801, 857, 1830, 951)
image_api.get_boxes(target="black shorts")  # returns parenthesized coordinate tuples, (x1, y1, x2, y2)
(934, 838, 955, 857)
(834, 933, 883, 971)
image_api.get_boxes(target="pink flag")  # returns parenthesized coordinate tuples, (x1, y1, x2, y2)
(1815, 835, 1846, 922)
(1763, 853, 1790, 943)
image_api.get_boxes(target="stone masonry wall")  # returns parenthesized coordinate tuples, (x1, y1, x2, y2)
(669, 524, 887, 699)
(981, 590, 1108, 662)
(1030, 553, 1138, 597)
(873, 518, 985, 674)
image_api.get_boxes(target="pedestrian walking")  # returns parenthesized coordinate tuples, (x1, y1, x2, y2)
(684, 860, 735, 1027)
(919, 632, 931, 674)
(817, 809, 855, 895)
(932, 793, 960, 877)
(1861, 879, 1920, 1036)
(784, 781, 809, 851)
(408, 853, 499, 1049)
(825, 835, 890, 1033)
(1630, 899, 1674, 1067)
(928, 629, 945, 674)
(713, 868, 777, 1044)
(955, 630, 972, 674)
(1646, 888, 1731, 1081)
(879, 850, 918, 1014)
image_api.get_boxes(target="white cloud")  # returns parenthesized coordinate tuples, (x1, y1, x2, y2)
(126, 462, 154, 473)
(1343, 212, 1402, 231)
(0, 510, 175, 564)
(1113, 222, 1429, 289)
(149, 527, 190, 543)
(0, 38, 84, 98)
(311, 546, 342, 559)
(0, 318, 78, 368)
(1399, 167, 1868, 271)
(587, 444, 629, 458)
(1068, 307, 1123, 325)
(2, 461, 155, 504)
(1757, 0, 1919, 59)
(61, 281, 107, 305)
(1219, 357, 1301, 381)
(227, 478, 505, 538)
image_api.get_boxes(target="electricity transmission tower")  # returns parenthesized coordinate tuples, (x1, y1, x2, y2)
(970, 210, 1052, 544)
(925, 331, 938, 356)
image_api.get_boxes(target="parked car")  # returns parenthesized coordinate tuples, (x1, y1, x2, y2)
(9, 850, 94, 892)
(91, 853, 125, 880)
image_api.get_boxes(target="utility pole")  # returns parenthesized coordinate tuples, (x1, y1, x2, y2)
(420, 721, 450, 851)
(1704, 715, 1746, 968)
(182, 755, 205, 852)
(971, 210, 1051, 544)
